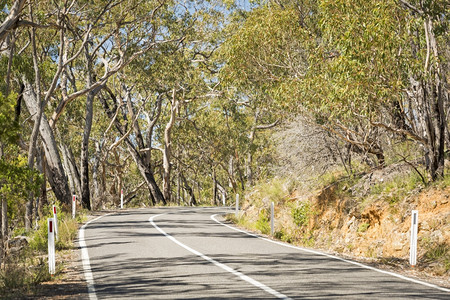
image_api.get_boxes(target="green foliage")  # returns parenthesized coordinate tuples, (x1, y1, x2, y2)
(0, 92, 20, 144)
(291, 201, 312, 227)
(0, 156, 42, 198)
(256, 209, 270, 234)
(274, 229, 293, 243)
(250, 178, 292, 206)
(357, 222, 370, 233)
(29, 203, 80, 251)
(301, 230, 316, 247)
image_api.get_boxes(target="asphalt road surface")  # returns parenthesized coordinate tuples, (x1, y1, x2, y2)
(79, 207, 450, 299)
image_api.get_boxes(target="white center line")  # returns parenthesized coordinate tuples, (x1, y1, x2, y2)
(149, 213, 293, 300)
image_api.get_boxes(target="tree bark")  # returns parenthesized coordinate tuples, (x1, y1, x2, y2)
(92, 140, 102, 203)
(22, 83, 71, 205)
(162, 89, 180, 203)
(181, 172, 196, 206)
(212, 167, 218, 206)
(1, 199, 7, 251)
(80, 86, 102, 210)
(0, 0, 26, 43)
(99, 89, 166, 205)
(80, 43, 104, 210)
(60, 142, 82, 196)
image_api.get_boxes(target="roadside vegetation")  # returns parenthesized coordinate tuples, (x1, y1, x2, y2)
(229, 159, 450, 277)
(0, 204, 84, 298)
(0, 0, 449, 293)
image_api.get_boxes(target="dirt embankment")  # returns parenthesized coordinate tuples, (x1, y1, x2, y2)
(311, 185, 449, 268)
(238, 172, 450, 288)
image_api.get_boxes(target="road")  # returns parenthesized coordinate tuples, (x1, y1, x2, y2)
(79, 207, 449, 299)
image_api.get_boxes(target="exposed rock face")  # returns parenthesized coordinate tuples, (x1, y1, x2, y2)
(241, 180, 450, 278)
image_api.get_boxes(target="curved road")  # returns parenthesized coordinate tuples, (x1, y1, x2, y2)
(79, 207, 449, 299)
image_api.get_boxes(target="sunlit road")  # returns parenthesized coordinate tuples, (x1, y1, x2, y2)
(79, 207, 449, 299)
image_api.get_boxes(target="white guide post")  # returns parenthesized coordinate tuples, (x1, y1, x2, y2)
(48, 218, 56, 275)
(410, 210, 419, 266)
(52, 205, 58, 240)
(222, 193, 226, 206)
(72, 195, 76, 219)
(235, 194, 239, 217)
(270, 202, 274, 236)
(121, 189, 124, 209)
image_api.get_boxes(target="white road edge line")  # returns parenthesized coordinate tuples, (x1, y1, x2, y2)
(79, 213, 113, 300)
(210, 214, 450, 293)
(149, 214, 293, 300)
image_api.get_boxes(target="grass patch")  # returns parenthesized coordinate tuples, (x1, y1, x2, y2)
(0, 250, 56, 298)
(357, 222, 370, 233)
(256, 209, 270, 235)
(422, 242, 450, 274)
(1, 203, 83, 297)
(368, 170, 425, 206)
(250, 177, 298, 207)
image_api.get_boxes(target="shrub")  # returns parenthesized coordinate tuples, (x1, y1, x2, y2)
(292, 201, 311, 227)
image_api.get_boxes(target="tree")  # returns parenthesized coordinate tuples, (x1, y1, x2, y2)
(220, 0, 449, 181)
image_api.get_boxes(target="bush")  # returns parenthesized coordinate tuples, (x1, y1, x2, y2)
(1, 202, 82, 297)
(369, 170, 425, 205)
(292, 201, 311, 227)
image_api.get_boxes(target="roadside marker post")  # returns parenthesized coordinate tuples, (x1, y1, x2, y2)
(121, 189, 124, 209)
(222, 194, 226, 206)
(235, 194, 239, 217)
(48, 218, 56, 275)
(72, 195, 76, 219)
(410, 210, 419, 266)
(52, 205, 58, 240)
(270, 202, 274, 236)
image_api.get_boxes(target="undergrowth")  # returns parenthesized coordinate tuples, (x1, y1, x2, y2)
(421, 241, 450, 275)
(291, 201, 312, 227)
(0, 203, 84, 297)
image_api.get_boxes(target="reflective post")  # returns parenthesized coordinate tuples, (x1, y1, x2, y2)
(48, 218, 55, 275)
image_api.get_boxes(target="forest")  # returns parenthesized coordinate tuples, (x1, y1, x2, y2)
(0, 0, 448, 290)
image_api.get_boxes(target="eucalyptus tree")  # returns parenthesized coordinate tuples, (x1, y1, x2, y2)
(221, 0, 449, 181)
(307, 0, 449, 179)
(2, 0, 196, 211)
(96, 0, 229, 205)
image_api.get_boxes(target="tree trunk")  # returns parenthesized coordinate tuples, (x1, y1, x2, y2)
(92, 140, 102, 204)
(38, 148, 47, 219)
(22, 83, 71, 205)
(162, 90, 179, 203)
(80, 87, 102, 210)
(80, 46, 103, 210)
(181, 173, 196, 206)
(99, 92, 166, 205)
(1, 199, 7, 251)
(212, 168, 218, 206)
(60, 142, 82, 198)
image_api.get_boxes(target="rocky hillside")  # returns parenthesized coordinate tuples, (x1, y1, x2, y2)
(233, 163, 450, 284)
